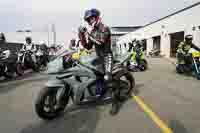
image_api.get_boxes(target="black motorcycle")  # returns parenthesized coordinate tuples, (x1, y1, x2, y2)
(17, 50, 40, 72)
(35, 52, 136, 120)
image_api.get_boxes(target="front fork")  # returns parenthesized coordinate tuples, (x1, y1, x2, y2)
(54, 81, 74, 106)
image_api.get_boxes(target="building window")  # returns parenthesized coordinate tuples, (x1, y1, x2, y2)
(198, 26, 200, 30)
(161, 25, 165, 28)
(192, 27, 196, 31)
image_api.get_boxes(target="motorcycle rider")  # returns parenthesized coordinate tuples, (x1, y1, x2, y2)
(21, 37, 37, 64)
(78, 8, 120, 115)
(176, 34, 200, 72)
(131, 40, 144, 65)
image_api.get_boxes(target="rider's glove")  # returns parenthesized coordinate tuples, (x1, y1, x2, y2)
(78, 26, 87, 33)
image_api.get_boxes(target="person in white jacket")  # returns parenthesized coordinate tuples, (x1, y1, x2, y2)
(21, 37, 37, 63)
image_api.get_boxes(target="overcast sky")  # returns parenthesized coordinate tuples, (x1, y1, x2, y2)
(0, 0, 199, 39)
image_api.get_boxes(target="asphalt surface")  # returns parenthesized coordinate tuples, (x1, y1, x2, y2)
(0, 58, 200, 133)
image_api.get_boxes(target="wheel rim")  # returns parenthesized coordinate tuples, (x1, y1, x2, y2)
(43, 95, 58, 113)
(17, 64, 24, 75)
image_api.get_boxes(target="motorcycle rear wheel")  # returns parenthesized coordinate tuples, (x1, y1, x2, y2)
(4, 72, 15, 79)
(32, 63, 40, 72)
(139, 60, 148, 71)
(196, 74, 200, 80)
(16, 63, 24, 76)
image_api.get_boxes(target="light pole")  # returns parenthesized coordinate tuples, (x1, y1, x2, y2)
(52, 24, 56, 47)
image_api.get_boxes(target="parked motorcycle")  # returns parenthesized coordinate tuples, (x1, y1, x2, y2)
(149, 49, 160, 57)
(17, 50, 40, 72)
(0, 49, 23, 79)
(176, 49, 200, 80)
(127, 50, 148, 72)
(35, 52, 136, 120)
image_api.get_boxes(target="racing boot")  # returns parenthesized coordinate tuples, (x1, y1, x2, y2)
(109, 90, 121, 116)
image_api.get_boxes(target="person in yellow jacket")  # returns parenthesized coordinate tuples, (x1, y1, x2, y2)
(177, 35, 200, 64)
(176, 34, 200, 73)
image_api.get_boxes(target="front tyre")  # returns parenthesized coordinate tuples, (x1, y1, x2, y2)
(116, 71, 136, 101)
(35, 87, 69, 120)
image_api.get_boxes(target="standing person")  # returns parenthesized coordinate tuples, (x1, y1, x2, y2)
(78, 8, 121, 115)
(133, 40, 144, 65)
(39, 41, 49, 67)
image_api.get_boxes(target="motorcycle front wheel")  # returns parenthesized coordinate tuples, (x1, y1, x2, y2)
(35, 87, 70, 120)
(139, 59, 148, 71)
(113, 71, 136, 101)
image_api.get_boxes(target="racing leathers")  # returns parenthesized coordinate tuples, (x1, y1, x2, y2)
(21, 43, 37, 63)
(177, 41, 200, 64)
(78, 22, 113, 81)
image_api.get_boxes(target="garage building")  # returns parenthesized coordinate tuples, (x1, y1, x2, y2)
(118, 2, 200, 58)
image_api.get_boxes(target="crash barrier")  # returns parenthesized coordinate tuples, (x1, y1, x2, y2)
(0, 42, 23, 52)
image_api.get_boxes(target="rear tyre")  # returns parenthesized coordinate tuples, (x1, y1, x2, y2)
(138, 60, 146, 71)
(16, 63, 24, 76)
(196, 74, 200, 80)
(32, 63, 40, 72)
(176, 64, 184, 74)
(35, 87, 69, 120)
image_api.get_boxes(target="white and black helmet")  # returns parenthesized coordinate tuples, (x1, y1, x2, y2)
(185, 34, 193, 40)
